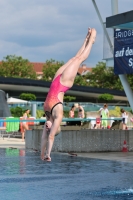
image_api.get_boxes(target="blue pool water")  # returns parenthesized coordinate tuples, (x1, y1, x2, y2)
(0, 148, 133, 200)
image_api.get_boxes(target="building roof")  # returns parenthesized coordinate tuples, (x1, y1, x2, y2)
(78, 67, 92, 75)
(0, 60, 92, 75)
(31, 62, 44, 74)
(31, 62, 92, 75)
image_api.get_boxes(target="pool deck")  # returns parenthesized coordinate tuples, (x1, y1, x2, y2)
(0, 137, 133, 163)
(0, 137, 25, 149)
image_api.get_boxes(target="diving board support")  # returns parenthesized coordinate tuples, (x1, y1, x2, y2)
(92, 0, 133, 111)
(111, 0, 133, 112)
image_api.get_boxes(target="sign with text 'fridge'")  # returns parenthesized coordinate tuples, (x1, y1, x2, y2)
(114, 29, 133, 74)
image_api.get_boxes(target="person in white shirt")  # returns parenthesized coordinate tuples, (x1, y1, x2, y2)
(121, 108, 128, 130)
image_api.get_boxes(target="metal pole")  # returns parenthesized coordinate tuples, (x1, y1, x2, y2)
(92, 0, 113, 53)
(111, 0, 133, 111)
(111, 0, 118, 15)
(31, 103, 36, 118)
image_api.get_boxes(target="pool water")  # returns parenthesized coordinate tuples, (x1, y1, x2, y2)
(0, 148, 133, 200)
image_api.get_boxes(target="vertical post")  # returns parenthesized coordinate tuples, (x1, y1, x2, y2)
(111, 0, 133, 111)
(0, 90, 11, 117)
(31, 103, 36, 118)
(111, 0, 118, 15)
(92, 0, 113, 53)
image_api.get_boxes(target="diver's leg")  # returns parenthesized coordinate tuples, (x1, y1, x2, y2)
(60, 28, 96, 88)
(53, 28, 91, 79)
(41, 126, 48, 160)
(46, 113, 63, 161)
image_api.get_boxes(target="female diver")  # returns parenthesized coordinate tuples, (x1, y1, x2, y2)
(41, 28, 96, 161)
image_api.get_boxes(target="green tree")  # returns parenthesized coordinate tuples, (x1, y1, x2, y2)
(10, 107, 25, 117)
(42, 59, 64, 81)
(19, 93, 36, 101)
(98, 93, 114, 102)
(85, 62, 123, 90)
(0, 55, 37, 79)
(74, 75, 88, 86)
(64, 96, 76, 102)
(109, 106, 121, 117)
(36, 110, 45, 118)
(127, 74, 133, 90)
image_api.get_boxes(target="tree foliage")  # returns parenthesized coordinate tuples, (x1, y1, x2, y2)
(10, 106, 44, 118)
(84, 62, 133, 90)
(10, 107, 25, 117)
(42, 59, 64, 81)
(0, 55, 37, 79)
(85, 62, 123, 90)
(2, 54, 133, 95)
(74, 75, 88, 86)
(98, 93, 114, 102)
(64, 96, 76, 102)
(19, 93, 36, 101)
(36, 110, 45, 118)
(109, 106, 121, 117)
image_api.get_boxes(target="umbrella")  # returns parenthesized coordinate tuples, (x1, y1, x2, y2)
(7, 97, 28, 104)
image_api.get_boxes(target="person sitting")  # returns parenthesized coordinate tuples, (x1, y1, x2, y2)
(94, 117, 101, 129)
(41, 28, 96, 161)
(69, 105, 75, 118)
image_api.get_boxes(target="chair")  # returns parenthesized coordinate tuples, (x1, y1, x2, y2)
(0, 118, 6, 138)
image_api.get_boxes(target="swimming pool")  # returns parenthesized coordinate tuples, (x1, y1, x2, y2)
(0, 148, 133, 200)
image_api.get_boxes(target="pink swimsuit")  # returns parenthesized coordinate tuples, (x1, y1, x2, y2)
(44, 74, 70, 117)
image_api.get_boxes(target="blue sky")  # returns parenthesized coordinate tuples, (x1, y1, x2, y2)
(0, 0, 132, 67)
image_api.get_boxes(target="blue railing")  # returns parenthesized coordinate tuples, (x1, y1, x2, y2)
(0, 117, 122, 123)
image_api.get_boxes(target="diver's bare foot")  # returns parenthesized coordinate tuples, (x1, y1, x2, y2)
(86, 28, 91, 38)
(41, 153, 45, 160)
(46, 157, 51, 162)
(75, 28, 92, 57)
(45, 156, 51, 162)
(45, 157, 51, 162)
(90, 28, 96, 44)
(85, 28, 91, 47)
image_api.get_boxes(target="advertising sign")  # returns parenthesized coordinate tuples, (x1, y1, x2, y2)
(114, 29, 133, 74)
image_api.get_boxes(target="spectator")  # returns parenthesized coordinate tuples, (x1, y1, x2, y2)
(121, 108, 128, 130)
(77, 103, 85, 118)
(69, 105, 75, 118)
(94, 117, 101, 129)
(90, 117, 96, 129)
(68, 105, 75, 126)
(99, 104, 109, 129)
(21, 109, 30, 141)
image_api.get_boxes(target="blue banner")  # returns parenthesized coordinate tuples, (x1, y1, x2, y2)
(114, 29, 133, 74)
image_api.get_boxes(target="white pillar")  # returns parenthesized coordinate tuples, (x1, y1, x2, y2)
(111, 0, 133, 111)
(31, 103, 36, 118)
